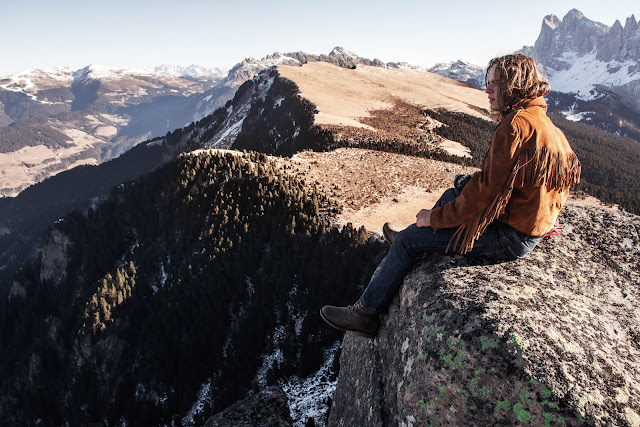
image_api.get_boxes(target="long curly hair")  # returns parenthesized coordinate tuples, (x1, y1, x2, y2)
(486, 54, 550, 119)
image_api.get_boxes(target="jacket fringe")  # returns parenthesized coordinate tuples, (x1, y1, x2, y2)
(447, 147, 581, 254)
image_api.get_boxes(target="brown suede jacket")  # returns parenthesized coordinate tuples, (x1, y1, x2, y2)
(430, 97, 581, 253)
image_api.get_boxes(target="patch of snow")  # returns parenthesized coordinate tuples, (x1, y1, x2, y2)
(246, 276, 255, 297)
(181, 380, 213, 426)
(261, 54, 299, 67)
(254, 325, 287, 389)
(0, 67, 76, 103)
(429, 60, 485, 87)
(329, 47, 358, 59)
(211, 117, 245, 147)
(206, 70, 276, 149)
(135, 383, 168, 406)
(152, 64, 227, 78)
(257, 76, 275, 102)
(147, 139, 165, 147)
(72, 64, 137, 82)
(544, 52, 639, 100)
(160, 263, 167, 285)
(280, 341, 341, 427)
(562, 110, 592, 122)
(0, 67, 74, 88)
(71, 63, 216, 83)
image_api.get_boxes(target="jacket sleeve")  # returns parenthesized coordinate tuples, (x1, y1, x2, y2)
(430, 117, 522, 229)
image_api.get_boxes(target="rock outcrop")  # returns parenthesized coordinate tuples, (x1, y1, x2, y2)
(516, 9, 640, 120)
(532, 9, 640, 64)
(204, 386, 293, 427)
(329, 204, 640, 426)
(39, 228, 72, 286)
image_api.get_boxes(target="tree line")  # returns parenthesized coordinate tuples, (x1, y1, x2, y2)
(0, 150, 385, 425)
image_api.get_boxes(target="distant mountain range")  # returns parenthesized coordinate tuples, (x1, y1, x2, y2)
(6, 10, 638, 199)
(0, 66, 224, 196)
(427, 60, 485, 88)
(151, 64, 228, 78)
(0, 47, 412, 197)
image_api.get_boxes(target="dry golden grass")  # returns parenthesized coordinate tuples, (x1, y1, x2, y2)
(282, 148, 615, 236)
(277, 62, 489, 125)
(278, 62, 491, 159)
(286, 148, 475, 235)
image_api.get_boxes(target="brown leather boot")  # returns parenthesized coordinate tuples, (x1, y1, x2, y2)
(383, 222, 399, 245)
(320, 301, 379, 338)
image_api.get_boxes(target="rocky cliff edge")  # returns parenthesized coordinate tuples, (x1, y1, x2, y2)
(329, 204, 640, 426)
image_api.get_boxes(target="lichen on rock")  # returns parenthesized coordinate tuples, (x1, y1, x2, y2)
(329, 204, 640, 426)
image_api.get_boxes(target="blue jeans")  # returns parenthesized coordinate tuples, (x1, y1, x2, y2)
(360, 188, 543, 314)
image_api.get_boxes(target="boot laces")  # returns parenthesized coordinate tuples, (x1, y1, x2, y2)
(351, 300, 371, 315)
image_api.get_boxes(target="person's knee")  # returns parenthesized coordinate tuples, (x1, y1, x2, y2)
(393, 225, 420, 254)
(433, 188, 460, 208)
(442, 187, 460, 201)
(393, 229, 409, 247)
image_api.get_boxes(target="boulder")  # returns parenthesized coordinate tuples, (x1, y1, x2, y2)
(329, 204, 640, 426)
(205, 386, 293, 427)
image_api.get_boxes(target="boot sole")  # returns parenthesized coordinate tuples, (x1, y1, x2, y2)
(319, 308, 377, 339)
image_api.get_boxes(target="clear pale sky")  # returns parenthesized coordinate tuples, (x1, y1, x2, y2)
(1, 0, 638, 76)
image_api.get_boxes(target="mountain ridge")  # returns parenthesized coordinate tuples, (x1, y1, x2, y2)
(0, 46, 412, 197)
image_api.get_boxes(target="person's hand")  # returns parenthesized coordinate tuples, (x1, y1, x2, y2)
(416, 209, 432, 228)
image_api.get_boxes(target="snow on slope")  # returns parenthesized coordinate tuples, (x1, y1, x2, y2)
(428, 60, 485, 89)
(543, 52, 640, 99)
(0, 67, 75, 102)
(280, 341, 341, 426)
(152, 64, 227, 77)
(0, 63, 225, 98)
(71, 64, 224, 83)
(204, 70, 276, 149)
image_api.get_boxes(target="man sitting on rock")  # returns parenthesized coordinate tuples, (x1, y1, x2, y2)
(321, 54, 581, 338)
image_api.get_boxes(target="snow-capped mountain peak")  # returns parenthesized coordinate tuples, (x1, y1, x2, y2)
(72, 64, 127, 82)
(542, 14, 561, 31)
(220, 53, 301, 86)
(1, 63, 228, 88)
(0, 67, 75, 94)
(152, 64, 228, 78)
(428, 60, 485, 89)
(523, 9, 640, 106)
(329, 46, 358, 59)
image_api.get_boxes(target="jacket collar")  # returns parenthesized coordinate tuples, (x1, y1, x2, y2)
(518, 96, 547, 111)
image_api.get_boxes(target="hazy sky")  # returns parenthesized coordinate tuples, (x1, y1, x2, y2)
(1, 0, 638, 76)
